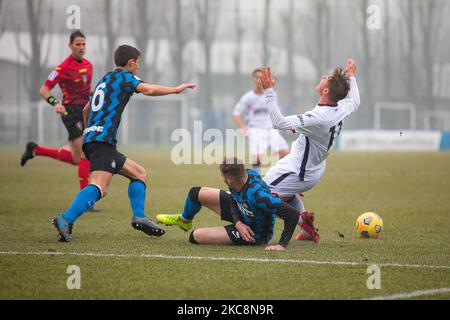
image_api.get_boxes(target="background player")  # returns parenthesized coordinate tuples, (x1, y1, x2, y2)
(233, 69, 289, 173)
(20, 30, 98, 211)
(260, 60, 360, 241)
(156, 158, 304, 251)
(52, 45, 195, 242)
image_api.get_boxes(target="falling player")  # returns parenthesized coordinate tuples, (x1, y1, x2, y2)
(156, 158, 306, 251)
(52, 44, 195, 242)
(233, 69, 289, 173)
(260, 60, 360, 241)
(20, 30, 99, 211)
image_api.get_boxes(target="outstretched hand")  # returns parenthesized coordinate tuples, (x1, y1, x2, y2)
(260, 67, 278, 90)
(346, 59, 357, 77)
(176, 83, 196, 94)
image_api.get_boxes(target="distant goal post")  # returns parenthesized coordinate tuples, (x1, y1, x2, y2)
(374, 102, 416, 130)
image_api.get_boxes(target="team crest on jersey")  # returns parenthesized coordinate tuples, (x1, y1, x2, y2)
(237, 202, 254, 217)
(82, 75, 87, 83)
(76, 121, 83, 131)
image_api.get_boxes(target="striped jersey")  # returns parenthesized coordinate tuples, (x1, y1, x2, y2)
(230, 169, 282, 244)
(84, 69, 142, 145)
(264, 77, 360, 181)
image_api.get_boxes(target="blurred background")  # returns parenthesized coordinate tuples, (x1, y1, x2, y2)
(0, 0, 449, 148)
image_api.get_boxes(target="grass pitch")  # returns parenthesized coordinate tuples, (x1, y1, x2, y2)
(0, 147, 449, 299)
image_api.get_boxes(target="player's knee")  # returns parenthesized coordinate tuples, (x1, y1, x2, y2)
(91, 183, 107, 198)
(188, 187, 201, 203)
(188, 230, 199, 245)
(135, 167, 147, 183)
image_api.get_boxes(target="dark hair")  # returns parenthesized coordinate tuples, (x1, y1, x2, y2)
(328, 68, 350, 103)
(220, 158, 246, 180)
(252, 69, 262, 77)
(70, 30, 85, 44)
(114, 45, 141, 67)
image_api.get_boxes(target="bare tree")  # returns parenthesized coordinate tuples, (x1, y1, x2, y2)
(16, 0, 53, 102)
(281, 0, 297, 109)
(262, 0, 271, 66)
(300, 0, 330, 77)
(401, 0, 416, 103)
(416, 0, 447, 110)
(383, 0, 392, 98)
(196, 0, 220, 109)
(356, 0, 374, 122)
(166, 0, 192, 84)
(0, 0, 7, 38)
(103, 0, 117, 71)
(233, 0, 244, 100)
(133, 0, 165, 82)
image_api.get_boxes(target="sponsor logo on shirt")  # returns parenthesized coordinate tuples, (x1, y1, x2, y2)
(237, 202, 254, 218)
(84, 126, 104, 135)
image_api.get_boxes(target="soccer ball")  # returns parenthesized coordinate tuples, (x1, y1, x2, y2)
(355, 212, 384, 238)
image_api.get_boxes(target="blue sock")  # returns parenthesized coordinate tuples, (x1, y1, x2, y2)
(63, 185, 101, 224)
(181, 189, 202, 221)
(128, 180, 146, 218)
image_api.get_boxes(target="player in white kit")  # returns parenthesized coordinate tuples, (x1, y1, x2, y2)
(233, 69, 289, 173)
(261, 59, 360, 241)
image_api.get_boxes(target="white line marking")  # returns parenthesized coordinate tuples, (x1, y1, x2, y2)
(0, 251, 449, 270)
(366, 288, 450, 300)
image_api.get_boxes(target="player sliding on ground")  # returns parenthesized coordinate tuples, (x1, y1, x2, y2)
(260, 60, 360, 241)
(52, 45, 195, 242)
(157, 158, 314, 251)
(20, 30, 99, 212)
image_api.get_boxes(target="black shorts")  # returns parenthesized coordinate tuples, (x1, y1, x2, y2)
(61, 104, 85, 141)
(219, 190, 254, 246)
(82, 142, 127, 174)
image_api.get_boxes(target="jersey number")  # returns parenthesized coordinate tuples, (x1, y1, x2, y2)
(91, 83, 106, 112)
(328, 121, 343, 151)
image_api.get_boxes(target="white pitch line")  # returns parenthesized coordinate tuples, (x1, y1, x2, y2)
(366, 288, 450, 300)
(0, 251, 450, 270)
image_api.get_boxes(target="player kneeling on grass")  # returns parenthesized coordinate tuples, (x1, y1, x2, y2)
(52, 44, 195, 242)
(157, 158, 306, 251)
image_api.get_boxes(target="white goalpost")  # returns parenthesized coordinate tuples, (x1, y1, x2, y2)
(423, 110, 450, 130)
(374, 102, 416, 130)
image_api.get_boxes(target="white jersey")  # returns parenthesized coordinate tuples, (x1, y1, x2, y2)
(264, 77, 360, 181)
(233, 90, 275, 129)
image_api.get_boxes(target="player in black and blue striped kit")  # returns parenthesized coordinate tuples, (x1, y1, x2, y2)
(53, 45, 195, 242)
(157, 158, 300, 250)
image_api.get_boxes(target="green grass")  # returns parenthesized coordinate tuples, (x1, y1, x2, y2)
(0, 148, 449, 299)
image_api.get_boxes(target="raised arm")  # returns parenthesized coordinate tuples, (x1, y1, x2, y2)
(136, 83, 195, 97)
(261, 67, 321, 135)
(343, 59, 360, 114)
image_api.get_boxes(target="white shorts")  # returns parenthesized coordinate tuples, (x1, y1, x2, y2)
(248, 128, 289, 156)
(263, 164, 322, 197)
